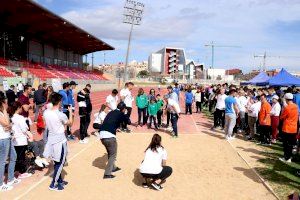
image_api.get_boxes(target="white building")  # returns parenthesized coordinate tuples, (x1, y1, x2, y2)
(148, 47, 187, 79)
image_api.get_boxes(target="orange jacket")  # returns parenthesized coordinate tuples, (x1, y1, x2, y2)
(259, 101, 271, 126)
(280, 103, 299, 134)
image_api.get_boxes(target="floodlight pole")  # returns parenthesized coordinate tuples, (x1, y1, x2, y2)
(123, 0, 144, 83)
(124, 17, 135, 82)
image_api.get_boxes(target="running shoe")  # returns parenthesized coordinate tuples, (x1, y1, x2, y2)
(41, 158, 49, 167)
(103, 175, 115, 179)
(0, 184, 13, 191)
(49, 184, 64, 191)
(79, 140, 87, 144)
(7, 178, 21, 186)
(35, 158, 44, 168)
(67, 135, 76, 141)
(58, 181, 68, 187)
(112, 167, 121, 173)
(142, 183, 149, 188)
(18, 173, 32, 179)
(279, 157, 292, 163)
(151, 182, 163, 191)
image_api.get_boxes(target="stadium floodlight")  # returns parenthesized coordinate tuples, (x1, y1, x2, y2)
(122, 0, 145, 82)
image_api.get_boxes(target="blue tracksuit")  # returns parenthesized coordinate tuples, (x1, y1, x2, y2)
(68, 89, 75, 109)
(58, 90, 69, 112)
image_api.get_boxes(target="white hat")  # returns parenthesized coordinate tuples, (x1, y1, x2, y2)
(284, 93, 293, 100)
(272, 95, 279, 100)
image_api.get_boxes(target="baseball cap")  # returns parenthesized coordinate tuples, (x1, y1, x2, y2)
(284, 93, 293, 100)
(69, 81, 78, 86)
(272, 95, 279, 100)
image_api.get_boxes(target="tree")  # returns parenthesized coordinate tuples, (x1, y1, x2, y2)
(137, 70, 150, 78)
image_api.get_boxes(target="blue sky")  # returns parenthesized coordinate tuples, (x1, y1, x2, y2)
(36, 0, 300, 72)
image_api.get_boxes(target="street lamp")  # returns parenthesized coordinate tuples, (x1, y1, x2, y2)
(123, 0, 144, 82)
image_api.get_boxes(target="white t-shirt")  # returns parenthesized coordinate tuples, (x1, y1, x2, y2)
(120, 88, 134, 108)
(94, 111, 107, 124)
(43, 109, 68, 144)
(270, 102, 281, 117)
(0, 112, 11, 139)
(167, 98, 181, 113)
(17, 83, 24, 91)
(194, 92, 201, 102)
(139, 147, 167, 174)
(106, 95, 118, 111)
(215, 94, 227, 110)
(248, 102, 261, 117)
(11, 114, 28, 146)
(238, 96, 248, 113)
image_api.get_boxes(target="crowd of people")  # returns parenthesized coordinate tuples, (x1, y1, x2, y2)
(0, 80, 299, 193)
(182, 83, 300, 177)
(0, 81, 180, 192)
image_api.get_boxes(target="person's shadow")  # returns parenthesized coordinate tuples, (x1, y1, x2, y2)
(132, 169, 144, 187)
(92, 153, 108, 169)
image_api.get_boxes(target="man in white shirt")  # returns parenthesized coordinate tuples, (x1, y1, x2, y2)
(106, 89, 119, 111)
(212, 88, 227, 129)
(17, 81, 24, 97)
(270, 95, 281, 143)
(43, 92, 73, 191)
(119, 82, 134, 132)
(247, 96, 261, 140)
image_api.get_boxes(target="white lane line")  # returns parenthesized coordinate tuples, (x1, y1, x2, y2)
(14, 138, 98, 200)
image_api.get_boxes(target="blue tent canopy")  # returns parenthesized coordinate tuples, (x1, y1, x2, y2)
(269, 68, 300, 87)
(241, 71, 270, 86)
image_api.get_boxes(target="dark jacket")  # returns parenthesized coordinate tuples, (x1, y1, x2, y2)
(86, 92, 92, 114)
(99, 110, 131, 135)
(6, 89, 17, 106)
(77, 91, 87, 116)
(34, 89, 47, 105)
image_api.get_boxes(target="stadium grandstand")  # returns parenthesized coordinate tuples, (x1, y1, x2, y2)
(0, 0, 114, 83)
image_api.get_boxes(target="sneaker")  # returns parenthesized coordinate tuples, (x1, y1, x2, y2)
(279, 157, 292, 163)
(142, 182, 149, 188)
(67, 135, 75, 141)
(103, 175, 115, 179)
(112, 167, 121, 173)
(84, 137, 89, 142)
(35, 158, 44, 168)
(151, 182, 163, 191)
(18, 173, 32, 179)
(41, 158, 49, 167)
(7, 178, 21, 186)
(49, 184, 64, 191)
(0, 184, 13, 191)
(124, 128, 131, 133)
(79, 140, 87, 144)
(58, 181, 68, 187)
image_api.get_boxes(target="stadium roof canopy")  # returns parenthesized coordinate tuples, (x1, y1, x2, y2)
(0, 0, 114, 54)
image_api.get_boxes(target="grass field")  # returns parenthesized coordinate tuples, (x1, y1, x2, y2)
(202, 107, 300, 199)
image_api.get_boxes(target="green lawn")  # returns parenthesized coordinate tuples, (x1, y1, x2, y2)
(202, 107, 300, 199)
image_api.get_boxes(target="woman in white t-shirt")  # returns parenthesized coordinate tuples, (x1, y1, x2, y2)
(139, 134, 172, 191)
(9, 101, 33, 179)
(0, 92, 19, 191)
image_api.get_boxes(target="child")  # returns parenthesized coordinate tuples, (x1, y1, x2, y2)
(136, 88, 148, 126)
(148, 98, 158, 130)
(156, 94, 164, 128)
(9, 102, 33, 179)
(93, 104, 109, 138)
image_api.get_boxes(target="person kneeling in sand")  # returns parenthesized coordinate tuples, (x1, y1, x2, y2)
(139, 134, 173, 191)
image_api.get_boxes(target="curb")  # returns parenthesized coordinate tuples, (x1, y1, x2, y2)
(227, 140, 280, 200)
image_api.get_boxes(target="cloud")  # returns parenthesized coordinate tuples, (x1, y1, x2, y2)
(52, 0, 300, 70)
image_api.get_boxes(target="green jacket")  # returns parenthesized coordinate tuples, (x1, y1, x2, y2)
(157, 99, 164, 110)
(148, 103, 158, 116)
(136, 94, 148, 108)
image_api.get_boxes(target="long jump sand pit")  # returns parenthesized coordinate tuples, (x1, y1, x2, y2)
(12, 132, 275, 200)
